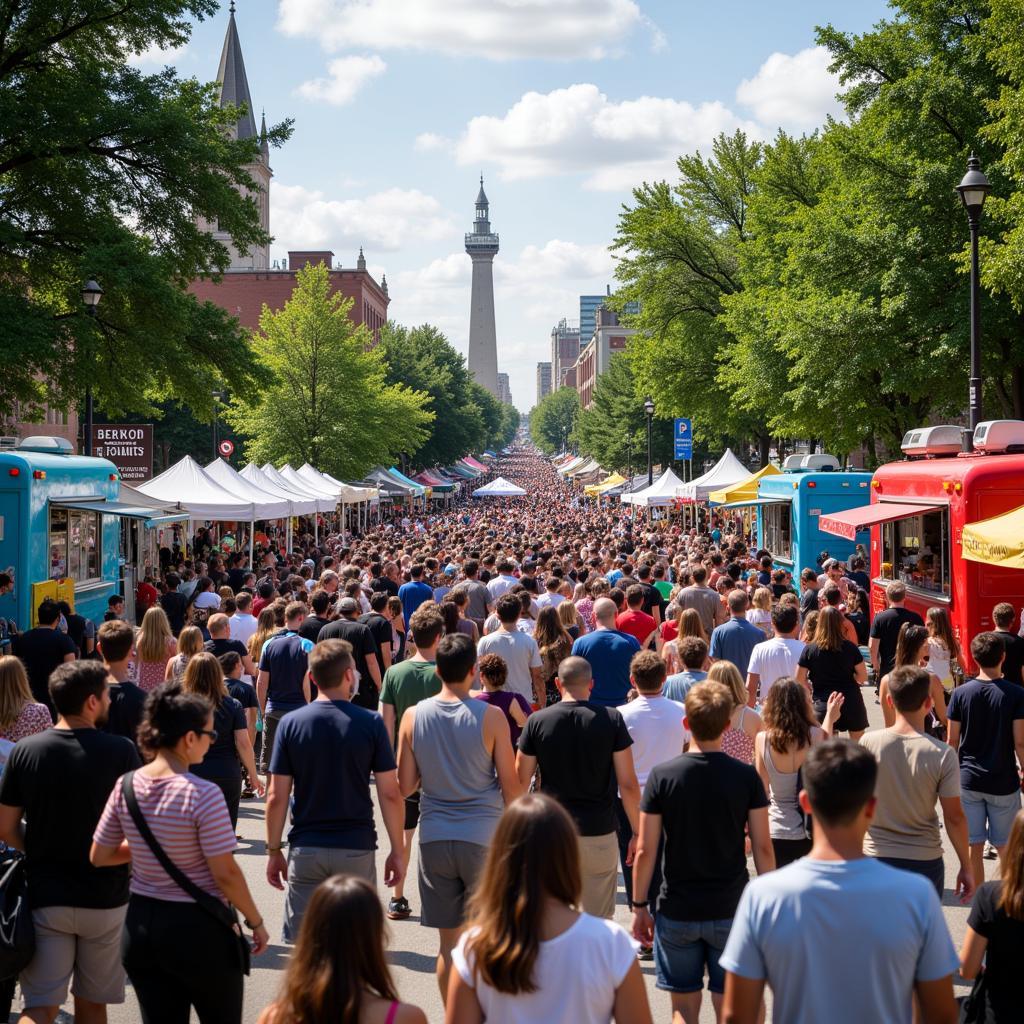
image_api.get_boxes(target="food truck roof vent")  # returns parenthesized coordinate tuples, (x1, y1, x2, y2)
(15, 436, 74, 454)
(900, 425, 963, 459)
(972, 420, 1024, 454)
(799, 454, 841, 472)
(782, 454, 806, 471)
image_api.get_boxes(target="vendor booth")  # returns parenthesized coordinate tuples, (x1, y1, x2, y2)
(621, 468, 686, 507)
(472, 477, 527, 498)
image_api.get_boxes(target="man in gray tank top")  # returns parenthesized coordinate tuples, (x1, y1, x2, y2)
(397, 633, 521, 1003)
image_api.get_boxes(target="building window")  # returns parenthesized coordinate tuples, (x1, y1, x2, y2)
(762, 502, 793, 563)
(49, 506, 101, 584)
(878, 507, 950, 596)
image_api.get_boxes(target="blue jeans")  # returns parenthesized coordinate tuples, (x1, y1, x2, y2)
(961, 789, 1021, 846)
(616, 798, 663, 908)
(653, 915, 733, 994)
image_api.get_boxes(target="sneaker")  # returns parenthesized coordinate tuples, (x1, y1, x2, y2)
(387, 896, 412, 920)
(984, 842, 998, 860)
(637, 945, 653, 961)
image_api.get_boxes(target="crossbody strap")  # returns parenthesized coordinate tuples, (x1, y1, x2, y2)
(120, 771, 237, 931)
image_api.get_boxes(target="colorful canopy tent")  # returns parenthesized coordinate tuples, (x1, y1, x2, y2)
(962, 504, 1024, 568)
(366, 468, 420, 498)
(203, 458, 292, 520)
(445, 463, 477, 480)
(556, 455, 587, 476)
(261, 464, 335, 514)
(462, 456, 488, 471)
(472, 477, 527, 497)
(675, 449, 750, 504)
(707, 464, 781, 506)
(387, 467, 426, 496)
(137, 456, 255, 521)
(239, 464, 319, 516)
(584, 472, 627, 497)
(566, 457, 600, 478)
(621, 467, 687, 507)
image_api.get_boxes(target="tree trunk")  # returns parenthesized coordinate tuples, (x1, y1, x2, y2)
(757, 433, 770, 466)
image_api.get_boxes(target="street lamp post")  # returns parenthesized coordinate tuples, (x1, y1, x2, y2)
(81, 279, 103, 456)
(644, 396, 655, 487)
(955, 154, 991, 451)
(211, 390, 226, 460)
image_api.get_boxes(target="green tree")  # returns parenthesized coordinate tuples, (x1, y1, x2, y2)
(225, 264, 433, 479)
(529, 388, 580, 455)
(0, 0, 292, 424)
(494, 403, 521, 450)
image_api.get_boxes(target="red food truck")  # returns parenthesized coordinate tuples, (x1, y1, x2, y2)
(818, 421, 1024, 666)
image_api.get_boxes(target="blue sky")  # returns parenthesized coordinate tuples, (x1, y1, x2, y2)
(138, 0, 893, 410)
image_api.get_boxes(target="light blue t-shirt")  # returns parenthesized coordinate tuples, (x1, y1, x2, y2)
(709, 617, 764, 676)
(662, 669, 707, 703)
(720, 858, 958, 1024)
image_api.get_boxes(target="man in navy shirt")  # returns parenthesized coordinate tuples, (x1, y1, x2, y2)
(571, 598, 641, 707)
(398, 564, 434, 630)
(256, 601, 313, 775)
(266, 638, 404, 941)
(710, 591, 765, 679)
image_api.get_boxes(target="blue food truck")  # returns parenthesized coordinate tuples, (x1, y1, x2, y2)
(0, 437, 180, 634)
(724, 455, 873, 576)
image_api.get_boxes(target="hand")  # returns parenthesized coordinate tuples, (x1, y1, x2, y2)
(955, 865, 976, 904)
(825, 691, 845, 722)
(250, 922, 270, 955)
(384, 850, 405, 889)
(631, 906, 654, 945)
(253, 778, 266, 799)
(626, 833, 638, 867)
(266, 850, 288, 890)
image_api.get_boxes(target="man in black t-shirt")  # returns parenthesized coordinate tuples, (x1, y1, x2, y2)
(0, 660, 140, 1018)
(298, 590, 333, 643)
(869, 581, 924, 681)
(159, 573, 188, 635)
(318, 598, 382, 710)
(359, 591, 394, 680)
(992, 602, 1024, 685)
(97, 620, 146, 747)
(798, 567, 820, 623)
(635, 563, 665, 625)
(516, 655, 641, 919)
(13, 598, 77, 718)
(630, 680, 773, 1023)
(204, 613, 258, 678)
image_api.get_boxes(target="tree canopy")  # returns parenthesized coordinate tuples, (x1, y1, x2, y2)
(529, 387, 580, 455)
(0, 0, 292, 425)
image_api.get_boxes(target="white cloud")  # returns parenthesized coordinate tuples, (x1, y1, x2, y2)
(735, 45, 842, 133)
(414, 132, 451, 153)
(276, 0, 656, 61)
(295, 55, 386, 106)
(128, 42, 187, 67)
(270, 184, 457, 253)
(455, 84, 760, 190)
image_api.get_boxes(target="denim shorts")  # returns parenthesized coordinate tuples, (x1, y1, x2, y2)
(653, 915, 733, 994)
(961, 789, 1021, 846)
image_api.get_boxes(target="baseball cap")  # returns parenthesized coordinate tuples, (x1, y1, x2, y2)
(338, 597, 358, 613)
(444, 566, 457, 576)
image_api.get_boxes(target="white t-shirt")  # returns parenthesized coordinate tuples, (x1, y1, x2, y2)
(193, 591, 220, 610)
(536, 591, 566, 610)
(476, 628, 542, 701)
(746, 637, 805, 697)
(229, 613, 258, 646)
(618, 694, 689, 787)
(453, 914, 636, 1024)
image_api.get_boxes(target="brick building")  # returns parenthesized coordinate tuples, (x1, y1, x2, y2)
(573, 305, 636, 410)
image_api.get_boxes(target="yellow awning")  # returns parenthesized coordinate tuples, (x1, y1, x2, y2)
(584, 472, 627, 497)
(962, 503, 1024, 569)
(708, 464, 781, 505)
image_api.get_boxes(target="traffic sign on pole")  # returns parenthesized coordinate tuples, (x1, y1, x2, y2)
(673, 418, 692, 460)
(218, 439, 235, 458)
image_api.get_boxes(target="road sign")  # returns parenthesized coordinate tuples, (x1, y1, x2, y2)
(218, 439, 235, 458)
(673, 417, 692, 460)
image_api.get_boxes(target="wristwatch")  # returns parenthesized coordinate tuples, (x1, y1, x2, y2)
(244, 916, 263, 930)
(629, 900, 649, 910)
(267, 843, 287, 853)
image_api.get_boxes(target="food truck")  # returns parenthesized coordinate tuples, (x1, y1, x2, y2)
(0, 437, 181, 632)
(817, 421, 1024, 658)
(725, 455, 873, 577)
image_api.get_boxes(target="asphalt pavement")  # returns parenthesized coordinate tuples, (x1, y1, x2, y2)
(53, 687, 977, 1023)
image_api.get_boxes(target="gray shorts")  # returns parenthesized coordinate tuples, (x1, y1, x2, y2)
(283, 845, 376, 942)
(21, 904, 127, 1009)
(418, 840, 487, 929)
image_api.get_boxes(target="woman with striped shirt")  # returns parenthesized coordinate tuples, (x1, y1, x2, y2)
(91, 683, 268, 1023)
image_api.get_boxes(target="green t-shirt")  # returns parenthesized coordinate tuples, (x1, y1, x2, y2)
(379, 659, 440, 747)
(654, 580, 674, 601)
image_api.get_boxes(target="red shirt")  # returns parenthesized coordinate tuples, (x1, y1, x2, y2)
(252, 596, 270, 617)
(616, 609, 657, 647)
(660, 619, 679, 642)
(136, 581, 158, 612)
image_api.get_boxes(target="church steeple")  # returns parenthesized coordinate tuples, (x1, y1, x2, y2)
(216, 1, 258, 141)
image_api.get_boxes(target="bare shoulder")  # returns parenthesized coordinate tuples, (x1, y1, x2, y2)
(397, 1005, 429, 1024)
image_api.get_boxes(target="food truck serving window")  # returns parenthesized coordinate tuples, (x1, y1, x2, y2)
(763, 502, 793, 562)
(49, 507, 100, 584)
(878, 507, 950, 596)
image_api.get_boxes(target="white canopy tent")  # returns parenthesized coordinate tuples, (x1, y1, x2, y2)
(472, 476, 527, 498)
(675, 449, 750, 503)
(261, 464, 335, 514)
(239, 464, 318, 515)
(566, 457, 601, 478)
(620, 467, 687, 507)
(204, 458, 292, 520)
(137, 456, 255, 520)
(556, 455, 586, 476)
(298, 464, 377, 531)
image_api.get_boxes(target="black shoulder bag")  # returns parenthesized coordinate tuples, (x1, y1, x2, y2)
(0, 852, 34, 978)
(121, 772, 251, 975)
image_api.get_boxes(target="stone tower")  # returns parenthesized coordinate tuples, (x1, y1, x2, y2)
(465, 177, 499, 396)
(198, 2, 272, 271)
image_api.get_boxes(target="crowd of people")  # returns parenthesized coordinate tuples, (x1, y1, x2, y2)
(0, 446, 1022, 1022)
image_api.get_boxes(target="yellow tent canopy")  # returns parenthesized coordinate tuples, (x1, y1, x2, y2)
(584, 472, 627, 497)
(708, 464, 781, 506)
(962, 503, 1024, 569)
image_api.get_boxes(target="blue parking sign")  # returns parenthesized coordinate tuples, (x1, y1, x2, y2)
(674, 418, 692, 460)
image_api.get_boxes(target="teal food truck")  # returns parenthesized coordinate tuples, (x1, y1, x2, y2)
(0, 437, 180, 632)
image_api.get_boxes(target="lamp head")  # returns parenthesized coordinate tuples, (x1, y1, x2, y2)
(956, 153, 991, 216)
(643, 396, 655, 417)
(82, 278, 102, 314)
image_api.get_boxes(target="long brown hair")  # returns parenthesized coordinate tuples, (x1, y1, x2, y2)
(0, 655, 33, 732)
(676, 607, 707, 643)
(812, 607, 845, 652)
(465, 794, 581, 994)
(269, 875, 398, 1023)
(181, 652, 227, 703)
(895, 623, 929, 668)
(762, 677, 816, 754)
(999, 811, 1024, 920)
(926, 606, 961, 664)
(136, 606, 173, 663)
(533, 605, 571, 656)
(248, 607, 278, 662)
